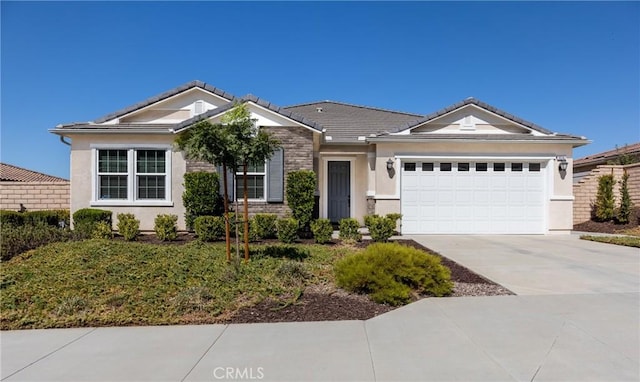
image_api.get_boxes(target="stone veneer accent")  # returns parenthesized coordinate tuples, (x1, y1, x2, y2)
(0, 182, 70, 211)
(573, 163, 640, 224)
(185, 126, 315, 218)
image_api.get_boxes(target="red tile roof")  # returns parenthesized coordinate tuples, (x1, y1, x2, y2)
(0, 163, 68, 183)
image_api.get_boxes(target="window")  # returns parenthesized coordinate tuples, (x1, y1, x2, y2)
(440, 163, 452, 171)
(404, 163, 416, 171)
(529, 163, 541, 172)
(422, 163, 434, 171)
(511, 163, 523, 172)
(236, 162, 266, 200)
(476, 163, 488, 172)
(458, 163, 470, 172)
(98, 150, 128, 199)
(94, 147, 171, 204)
(493, 163, 505, 172)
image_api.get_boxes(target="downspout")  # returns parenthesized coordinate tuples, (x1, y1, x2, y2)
(59, 136, 71, 146)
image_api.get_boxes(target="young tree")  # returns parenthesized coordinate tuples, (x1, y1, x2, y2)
(617, 171, 633, 224)
(594, 174, 616, 222)
(175, 120, 235, 261)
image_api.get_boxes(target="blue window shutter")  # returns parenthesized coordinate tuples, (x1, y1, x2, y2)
(217, 165, 235, 201)
(267, 148, 284, 202)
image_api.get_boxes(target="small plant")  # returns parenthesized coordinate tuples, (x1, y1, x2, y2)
(193, 216, 225, 242)
(252, 214, 278, 239)
(285, 170, 317, 231)
(154, 214, 178, 241)
(73, 208, 112, 238)
(365, 213, 402, 242)
(276, 261, 309, 287)
(116, 213, 139, 241)
(334, 243, 453, 305)
(277, 218, 299, 244)
(339, 218, 361, 242)
(594, 174, 616, 222)
(92, 221, 113, 239)
(310, 218, 333, 244)
(617, 171, 633, 224)
(183, 172, 223, 230)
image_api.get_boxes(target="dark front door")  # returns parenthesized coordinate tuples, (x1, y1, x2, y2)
(328, 161, 350, 223)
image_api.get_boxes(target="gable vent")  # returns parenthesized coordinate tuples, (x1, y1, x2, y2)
(194, 101, 205, 115)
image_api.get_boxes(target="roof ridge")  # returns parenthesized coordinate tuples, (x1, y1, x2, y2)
(284, 100, 423, 117)
(0, 162, 68, 182)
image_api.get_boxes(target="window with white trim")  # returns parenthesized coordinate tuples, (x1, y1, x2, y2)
(235, 161, 266, 200)
(94, 148, 171, 204)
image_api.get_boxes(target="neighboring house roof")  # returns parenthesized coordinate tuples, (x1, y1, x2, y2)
(93, 80, 235, 123)
(574, 142, 640, 168)
(0, 163, 68, 182)
(172, 94, 324, 133)
(283, 101, 422, 143)
(366, 133, 586, 143)
(390, 97, 554, 135)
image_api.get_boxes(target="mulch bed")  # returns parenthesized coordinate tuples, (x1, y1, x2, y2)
(574, 219, 638, 234)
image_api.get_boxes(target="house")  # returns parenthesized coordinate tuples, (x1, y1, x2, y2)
(50, 81, 588, 234)
(0, 162, 70, 211)
(573, 142, 640, 183)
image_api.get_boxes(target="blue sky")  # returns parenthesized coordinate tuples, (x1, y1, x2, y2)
(2, 1, 638, 179)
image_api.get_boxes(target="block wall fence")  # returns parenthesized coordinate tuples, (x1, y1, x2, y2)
(0, 182, 70, 211)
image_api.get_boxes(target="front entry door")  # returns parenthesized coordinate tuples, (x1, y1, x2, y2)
(328, 161, 350, 223)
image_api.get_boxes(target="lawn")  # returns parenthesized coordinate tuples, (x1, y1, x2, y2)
(580, 235, 640, 248)
(0, 239, 352, 330)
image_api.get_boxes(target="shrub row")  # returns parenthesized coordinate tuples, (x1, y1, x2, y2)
(1, 225, 73, 261)
(0, 210, 70, 228)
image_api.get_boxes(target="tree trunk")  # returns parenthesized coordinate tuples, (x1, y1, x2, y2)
(222, 163, 231, 262)
(243, 160, 250, 262)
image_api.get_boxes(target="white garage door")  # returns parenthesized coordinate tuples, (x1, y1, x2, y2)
(401, 160, 546, 234)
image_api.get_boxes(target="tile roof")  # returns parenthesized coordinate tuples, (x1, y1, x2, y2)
(574, 142, 640, 167)
(283, 101, 422, 142)
(391, 97, 554, 135)
(366, 133, 586, 143)
(0, 163, 68, 182)
(173, 95, 324, 133)
(93, 80, 235, 123)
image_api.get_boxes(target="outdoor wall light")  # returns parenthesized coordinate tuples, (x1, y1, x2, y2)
(386, 158, 394, 170)
(557, 155, 568, 172)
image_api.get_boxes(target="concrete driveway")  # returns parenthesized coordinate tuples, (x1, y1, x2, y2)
(409, 234, 640, 295)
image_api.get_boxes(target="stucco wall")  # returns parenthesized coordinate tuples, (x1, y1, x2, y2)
(573, 163, 640, 224)
(0, 182, 70, 211)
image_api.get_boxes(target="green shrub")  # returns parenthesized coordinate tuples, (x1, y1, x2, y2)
(23, 210, 70, 228)
(594, 174, 616, 221)
(1, 225, 72, 261)
(183, 172, 223, 230)
(251, 245, 309, 260)
(237, 217, 259, 242)
(154, 214, 178, 241)
(310, 218, 333, 244)
(339, 218, 361, 242)
(72, 208, 112, 238)
(0, 211, 25, 227)
(277, 218, 299, 244)
(116, 213, 139, 241)
(365, 213, 402, 242)
(252, 214, 278, 239)
(617, 172, 633, 224)
(92, 221, 113, 239)
(334, 243, 452, 305)
(285, 170, 316, 230)
(194, 216, 224, 242)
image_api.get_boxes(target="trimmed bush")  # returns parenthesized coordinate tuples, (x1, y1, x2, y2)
(365, 213, 402, 242)
(339, 218, 361, 242)
(1, 225, 72, 261)
(252, 214, 278, 239)
(194, 216, 225, 242)
(72, 208, 112, 238)
(334, 243, 453, 305)
(0, 211, 25, 227)
(23, 210, 70, 228)
(277, 218, 299, 244)
(92, 221, 113, 239)
(285, 170, 316, 230)
(310, 218, 333, 244)
(154, 214, 178, 241)
(617, 172, 633, 224)
(116, 213, 139, 241)
(594, 174, 616, 221)
(183, 172, 223, 230)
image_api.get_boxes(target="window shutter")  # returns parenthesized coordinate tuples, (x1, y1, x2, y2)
(267, 148, 284, 202)
(217, 165, 235, 201)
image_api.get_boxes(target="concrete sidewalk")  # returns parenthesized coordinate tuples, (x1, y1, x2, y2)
(3, 293, 638, 381)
